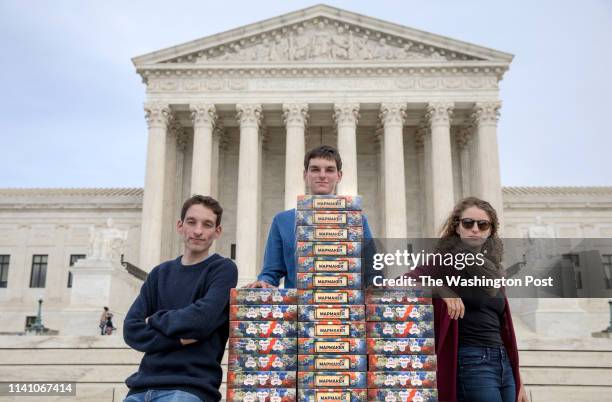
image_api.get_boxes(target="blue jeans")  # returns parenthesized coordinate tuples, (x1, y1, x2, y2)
(124, 390, 202, 402)
(457, 345, 516, 402)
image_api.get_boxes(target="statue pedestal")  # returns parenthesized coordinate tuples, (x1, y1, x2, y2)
(62, 259, 142, 336)
(515, 246, 591, 338)
(519, 298, 591, 338)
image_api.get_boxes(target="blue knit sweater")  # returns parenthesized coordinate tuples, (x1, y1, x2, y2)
(123, 253, 238, 402)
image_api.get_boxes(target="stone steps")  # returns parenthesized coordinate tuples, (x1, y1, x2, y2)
(520, 350, 612, 368)
(1, 348, 229, 365)
(522, 367, 612, 386)
(1, 336, 612, 401)
(526, 386, 612, 402)
(0, 364, 230, 384)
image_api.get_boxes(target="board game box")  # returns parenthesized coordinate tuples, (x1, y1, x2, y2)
(296, 195, 363, 211)
(298, 305, 366, 321)
(230, 288, 298, 305)
(299, 338, 367, 354)
(298, 355, 367, 371)
(366, 338, 435, 355)
(297, 257, 362, 273)
(366, 305, 434, 322)
(297, 290, 364, 305)
(229, 321, 297, 338)
(228, 338, 297, 355)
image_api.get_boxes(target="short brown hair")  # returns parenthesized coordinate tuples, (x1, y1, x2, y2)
(180, 195, 223, 226)
(304, 145, 342, 171)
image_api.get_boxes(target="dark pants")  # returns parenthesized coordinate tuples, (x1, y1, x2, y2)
(457, 345, 516, 402)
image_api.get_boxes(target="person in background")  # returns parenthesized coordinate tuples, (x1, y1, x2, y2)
(99, 307, 115, 335)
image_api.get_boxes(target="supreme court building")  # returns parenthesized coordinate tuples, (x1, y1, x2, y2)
(133, 4, 511, 284)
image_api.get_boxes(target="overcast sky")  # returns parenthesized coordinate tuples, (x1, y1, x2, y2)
(1, 0, 611, 188)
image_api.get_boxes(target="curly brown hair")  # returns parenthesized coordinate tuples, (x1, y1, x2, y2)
(437, 197, 504, 269)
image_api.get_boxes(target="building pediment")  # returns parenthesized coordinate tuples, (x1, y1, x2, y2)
(133, 4, 513, 72)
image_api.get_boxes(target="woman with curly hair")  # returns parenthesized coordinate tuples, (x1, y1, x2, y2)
(405, 197, 529, 402)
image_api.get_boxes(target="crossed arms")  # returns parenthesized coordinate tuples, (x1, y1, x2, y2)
(123, 265, 238, 354)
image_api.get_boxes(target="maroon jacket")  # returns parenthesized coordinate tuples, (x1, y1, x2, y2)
(408, 265, 522, 402)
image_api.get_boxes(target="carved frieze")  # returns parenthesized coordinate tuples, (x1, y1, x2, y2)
(161, 18, 479, 64)
(145, 74, 499, 94)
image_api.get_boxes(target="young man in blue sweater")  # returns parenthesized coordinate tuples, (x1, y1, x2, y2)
(123, 195, 238, 402)
(245, 145, 374, 289)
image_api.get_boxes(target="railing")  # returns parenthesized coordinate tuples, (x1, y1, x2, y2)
(121, 261, 147, 281)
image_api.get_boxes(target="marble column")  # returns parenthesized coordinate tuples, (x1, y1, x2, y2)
(282, 103, 308, 209)
(162, 121, 180, 261)
(374, 125, 385, 236)
(211, 122, 224, 199)
(426, 102, 455, 235)
(457, 126, 473, 199)
(173, 129, 188, 257)
(139, 102, 172, 272)
(190, 103, 217, 196)
(472, 101, 504, 227)
(257, 124, 267, 266)
(380, 102, 408, 238)
(236, 104, 263, 285)
(333, 103, 360, 195)
(415, 123, 431, 237)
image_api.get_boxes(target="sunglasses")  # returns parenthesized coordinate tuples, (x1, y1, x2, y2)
(459, 218, 492, 231)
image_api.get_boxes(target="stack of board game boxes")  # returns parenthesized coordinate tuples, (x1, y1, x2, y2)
(295, 195, 368, 402)
(227, 288, 299, 402)
(365, 289, 439, 402)
(227, 194, 439, 402)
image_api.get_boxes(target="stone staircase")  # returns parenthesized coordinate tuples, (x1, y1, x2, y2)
(0, 335, 230, 402)
(1, 335, 611, 401)
(517, 336, 612, 402)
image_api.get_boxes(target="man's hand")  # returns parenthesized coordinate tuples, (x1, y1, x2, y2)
(442, 297, 465, 320)
(243, 280, 275, 288)
(148, 316, 197, 346)
(517, 384, 530, 402)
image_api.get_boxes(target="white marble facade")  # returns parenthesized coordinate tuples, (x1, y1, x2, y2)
(1, 5, 612, 335)
(133, 5, 513, 282)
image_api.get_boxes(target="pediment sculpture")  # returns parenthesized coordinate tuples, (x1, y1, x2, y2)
(164, 19, 478, 64)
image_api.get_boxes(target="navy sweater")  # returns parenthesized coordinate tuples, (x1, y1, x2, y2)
(124, 254, 238, 402)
